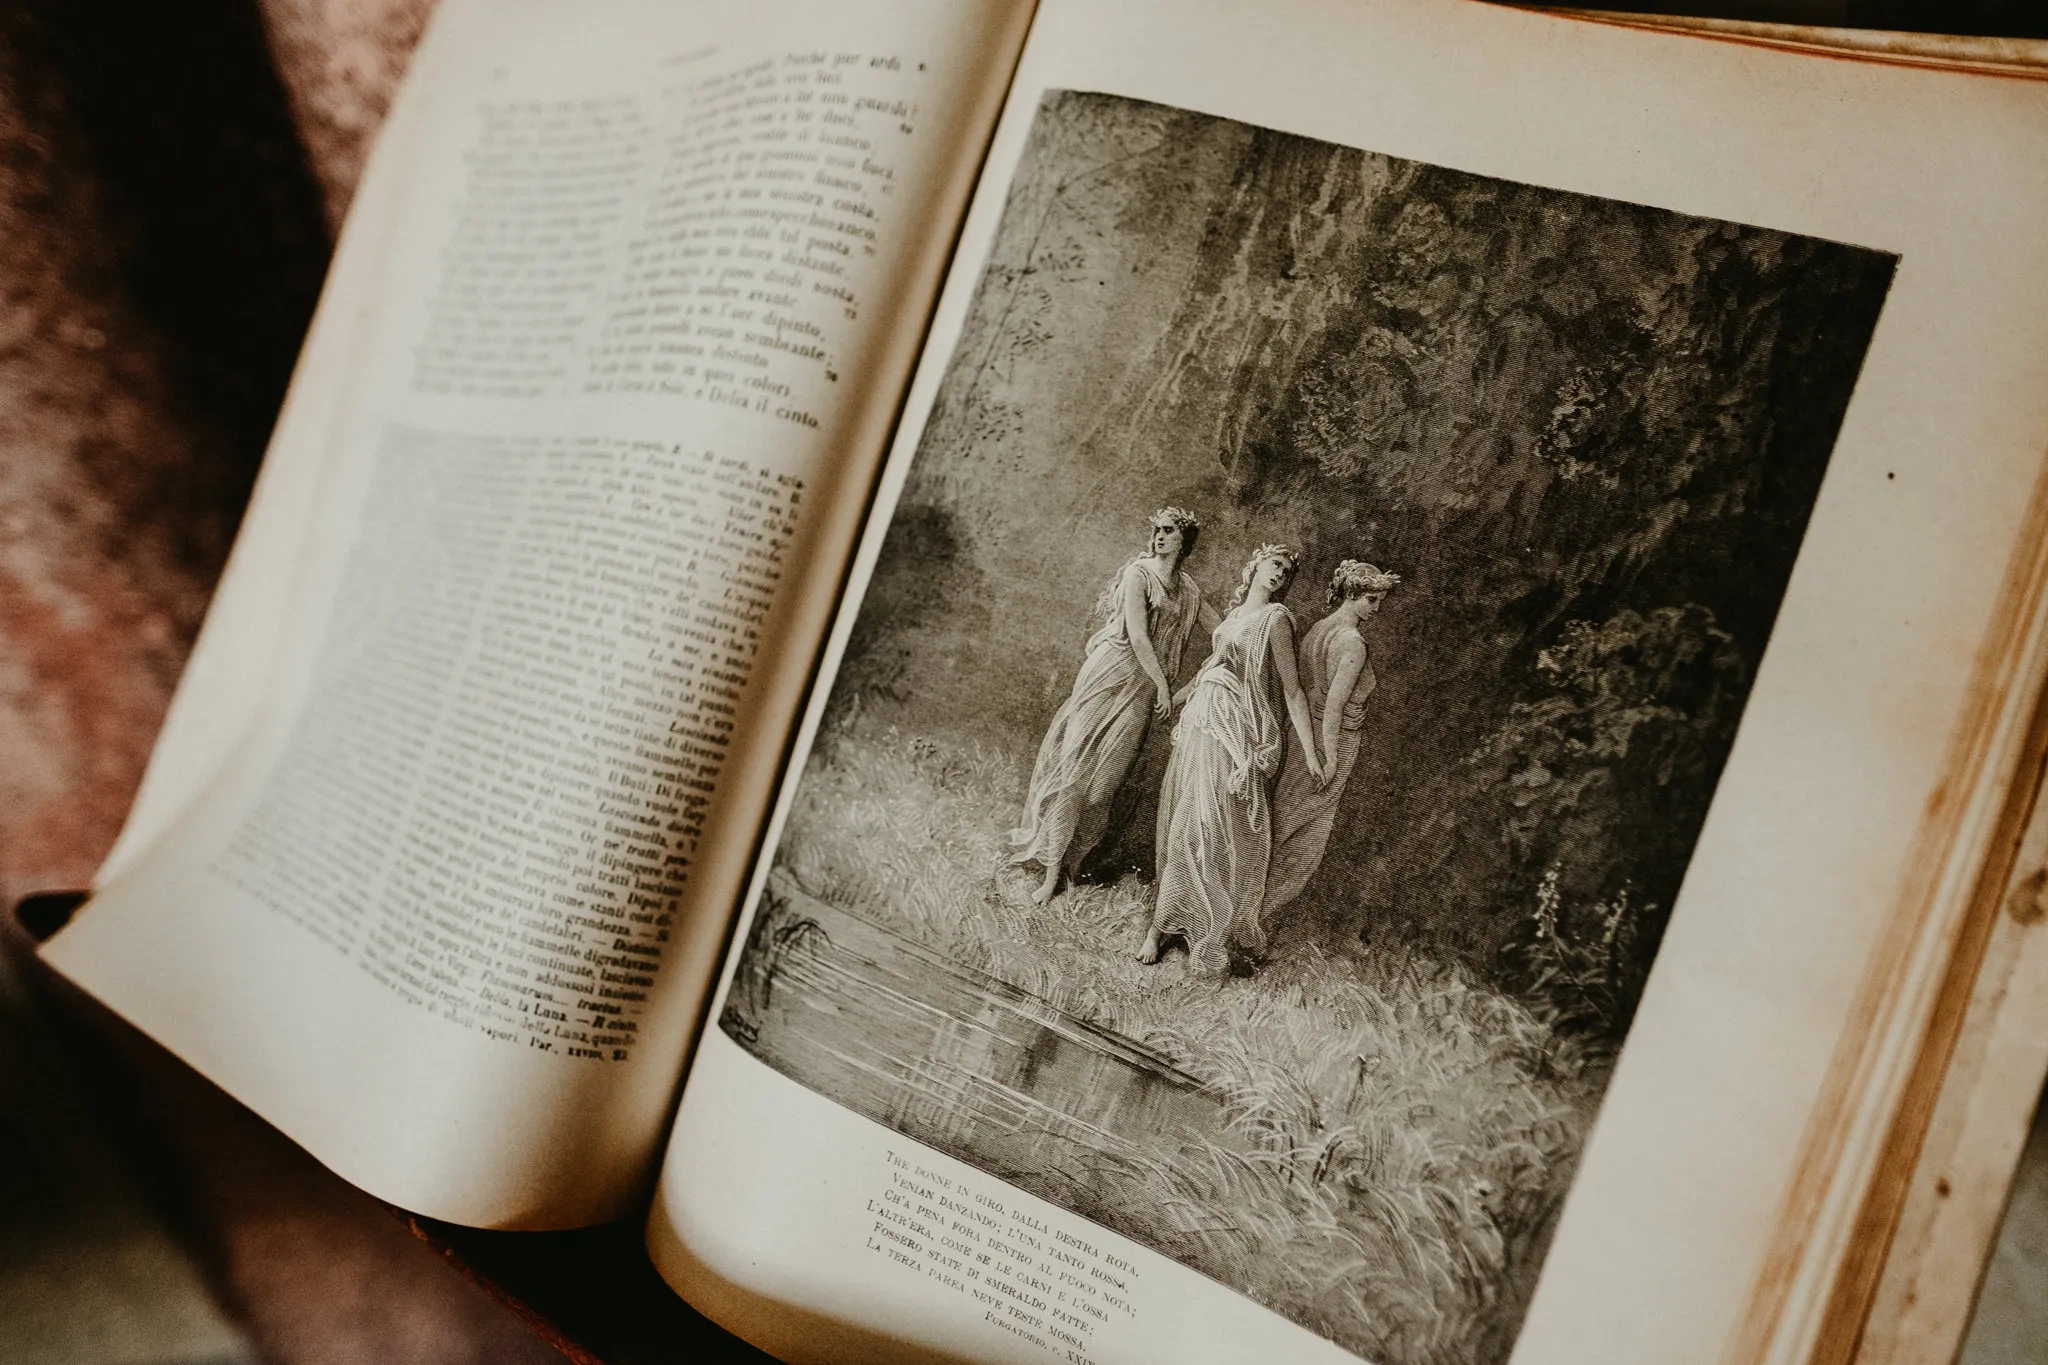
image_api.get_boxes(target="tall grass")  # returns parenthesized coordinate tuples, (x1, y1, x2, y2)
(779, 717, 1607, 1365)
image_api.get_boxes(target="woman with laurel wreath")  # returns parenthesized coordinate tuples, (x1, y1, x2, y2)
(1140, 545, 1325, 973)
(1265, 560, 1399, 913)
(1011, 508, 1215, 905)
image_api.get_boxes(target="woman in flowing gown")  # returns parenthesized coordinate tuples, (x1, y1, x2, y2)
(1140, 545, 1325, 973)
(1011, 508, 1213, 905)
(1267, 560, 1399, 913)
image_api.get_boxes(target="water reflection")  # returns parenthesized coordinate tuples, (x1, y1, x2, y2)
(723, 876, 1222, 1189)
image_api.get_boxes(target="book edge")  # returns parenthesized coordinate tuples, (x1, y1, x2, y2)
(1505, 5, 2048, 81)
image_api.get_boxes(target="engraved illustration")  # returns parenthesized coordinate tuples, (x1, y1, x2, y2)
(722, 91, 1895, 1364)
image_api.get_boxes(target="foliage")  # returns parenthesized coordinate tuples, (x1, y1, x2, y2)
(720, 890, 830, 1046)
(1506, 867, 1649, 1039)
(1469, 605, 1744, 1033)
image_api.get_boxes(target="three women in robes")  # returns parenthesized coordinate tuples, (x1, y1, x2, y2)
(1014, 512, 1397, 975)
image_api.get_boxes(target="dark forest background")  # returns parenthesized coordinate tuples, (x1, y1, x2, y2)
(827, 91, 1894, 1034)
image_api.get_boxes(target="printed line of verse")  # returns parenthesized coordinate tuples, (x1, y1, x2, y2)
(867, 1149, 1139, 1364)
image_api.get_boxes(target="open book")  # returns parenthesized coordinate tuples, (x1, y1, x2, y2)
(32, 0, 2048, 1361)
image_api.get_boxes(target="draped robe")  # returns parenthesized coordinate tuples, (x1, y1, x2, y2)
(1149, 602, 1294, 974)
(1267, 615, 1374, 912)
(1011, 559, 1203, 875)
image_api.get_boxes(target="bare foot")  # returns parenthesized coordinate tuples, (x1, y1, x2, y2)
(1031, 866, 1060, 905)
(1136, 927, 1161, 964)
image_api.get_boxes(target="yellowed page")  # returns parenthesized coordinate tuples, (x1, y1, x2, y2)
(43, 0, 1033, 1228)
(648, 0, 2048, 1361)
(1858, 766, 2048, 1364)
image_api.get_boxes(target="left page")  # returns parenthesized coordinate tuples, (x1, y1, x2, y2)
(42, 0, 1034, 1228)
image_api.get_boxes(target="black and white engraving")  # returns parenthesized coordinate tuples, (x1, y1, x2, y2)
(722, 91, 1894, 1364)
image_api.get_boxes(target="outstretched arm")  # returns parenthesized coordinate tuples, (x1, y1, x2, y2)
(1197, 595, 1223, 634)
(1121, 567, 1173, 716)
(1268, 614, 1326, 782)
(1318, 639, 1372, 788)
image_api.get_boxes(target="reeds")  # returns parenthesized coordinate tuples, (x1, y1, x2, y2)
(776, 719, 1606, 1365)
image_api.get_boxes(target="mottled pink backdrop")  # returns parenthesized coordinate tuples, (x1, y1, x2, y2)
(0, 3, 568, 1361)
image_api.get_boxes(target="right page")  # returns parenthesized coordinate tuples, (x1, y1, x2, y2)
(650, 2, 2048, 1362)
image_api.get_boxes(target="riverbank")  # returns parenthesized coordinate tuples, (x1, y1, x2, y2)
(749, 715, 1609, 1365)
